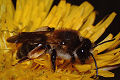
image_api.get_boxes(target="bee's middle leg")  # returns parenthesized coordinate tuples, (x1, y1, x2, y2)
(51, 49, 57, 72)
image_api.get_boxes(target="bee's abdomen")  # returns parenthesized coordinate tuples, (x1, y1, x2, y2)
(17, 43, 40, 59)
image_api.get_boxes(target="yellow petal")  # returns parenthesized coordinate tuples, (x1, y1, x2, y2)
(93, 33, 113, 54)
(98, 70, 114, 77)
(74, 64, 91, 72)
(90, 12, 116, 42)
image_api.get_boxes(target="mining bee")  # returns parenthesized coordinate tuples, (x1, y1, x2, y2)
(7, 26, 115, 78)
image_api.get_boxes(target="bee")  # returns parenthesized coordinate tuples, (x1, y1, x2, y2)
(7, 26, 115, 77)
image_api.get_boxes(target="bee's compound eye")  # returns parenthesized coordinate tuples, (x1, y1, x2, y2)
(76, 48, 84, 54)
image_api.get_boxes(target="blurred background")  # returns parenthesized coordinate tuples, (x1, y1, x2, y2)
(12, 0, 120, 80)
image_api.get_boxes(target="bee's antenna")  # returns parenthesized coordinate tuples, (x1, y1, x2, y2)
(93, 38, 115, 48)
(90, 53, 98, 79)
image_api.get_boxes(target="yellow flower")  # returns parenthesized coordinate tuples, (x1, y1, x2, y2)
(0, 0, 120, 80)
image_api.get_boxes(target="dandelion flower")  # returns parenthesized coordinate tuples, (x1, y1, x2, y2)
(0, 0, 120, 80)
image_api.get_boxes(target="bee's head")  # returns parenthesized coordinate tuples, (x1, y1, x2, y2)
(75, 38, 92, 63)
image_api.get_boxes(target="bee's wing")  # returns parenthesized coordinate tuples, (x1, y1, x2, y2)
(7, 31, 50, 43)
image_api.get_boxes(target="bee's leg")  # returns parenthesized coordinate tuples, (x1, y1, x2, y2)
(17, 57, 29, 63)
(70, 54, 75, 63)
(51, 49, 57, 72)
(12, 57, 29, 66)
(76, 53, 85, 64)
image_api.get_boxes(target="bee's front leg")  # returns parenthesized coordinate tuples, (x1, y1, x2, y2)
(51, 49, 57, 72)
(70, 53, 75, 63)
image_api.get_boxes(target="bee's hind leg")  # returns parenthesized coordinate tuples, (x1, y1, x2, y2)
(12, 57, 29, 66)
